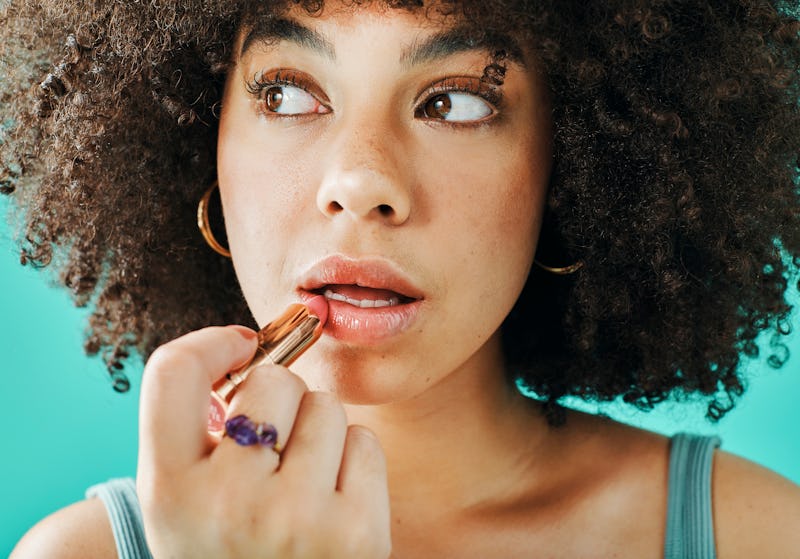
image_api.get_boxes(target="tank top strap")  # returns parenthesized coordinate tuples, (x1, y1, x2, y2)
(664, 433, 722, 559)
(85, 436, 720, 559)
(86, 478, 154, 559)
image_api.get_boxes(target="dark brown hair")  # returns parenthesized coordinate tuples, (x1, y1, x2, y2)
(2, 0, 799, 423)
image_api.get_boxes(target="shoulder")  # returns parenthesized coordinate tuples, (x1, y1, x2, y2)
(9, 498, 117, 559)
(713, 449, 800, 559)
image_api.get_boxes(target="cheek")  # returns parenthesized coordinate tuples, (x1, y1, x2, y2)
(216, 99, 326, 318)
(216, 108, 318, 254)
(428, 137, 544, 278)
(480, 131, 549, 274)
(470, 180, 541, 302)
(439, 146, 546, 330)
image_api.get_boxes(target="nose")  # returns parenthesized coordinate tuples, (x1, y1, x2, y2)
(316, 126, 411, 226)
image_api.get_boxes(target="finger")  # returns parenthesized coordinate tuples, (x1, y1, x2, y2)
(139, 326, 258, 474)
(213, 364, 308, 472)
(278, 391, 348, 491)
(337, 425, 389, 509)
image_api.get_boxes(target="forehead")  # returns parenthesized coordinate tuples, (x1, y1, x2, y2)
(236, 1, 525, 66)
(241, 0, 461, 30)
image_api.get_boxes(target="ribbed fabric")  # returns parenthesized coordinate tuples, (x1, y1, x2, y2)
(664, 433, 722, 559)
(86, 478, 154, 559)
(87, 433, 720, 558)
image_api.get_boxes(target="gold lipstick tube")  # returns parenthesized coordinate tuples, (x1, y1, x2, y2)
(207, 303, 322, 437)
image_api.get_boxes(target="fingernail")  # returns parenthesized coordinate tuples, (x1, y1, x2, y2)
(227, 324, 258, 341)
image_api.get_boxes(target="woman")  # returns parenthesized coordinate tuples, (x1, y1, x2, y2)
(5, 0, 800, 557)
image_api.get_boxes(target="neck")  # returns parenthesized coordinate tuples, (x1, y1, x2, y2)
(344, 335, 554, 517)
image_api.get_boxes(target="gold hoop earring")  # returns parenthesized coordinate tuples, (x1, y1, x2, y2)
(534, 259, 584, 275)
(197, 180, 232, 258)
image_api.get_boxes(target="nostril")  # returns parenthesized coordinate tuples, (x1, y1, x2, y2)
(329, 201, 344, 212)
(378, 204, 393, 217)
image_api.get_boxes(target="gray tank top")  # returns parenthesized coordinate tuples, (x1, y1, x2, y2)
(86, 432, 720, 559)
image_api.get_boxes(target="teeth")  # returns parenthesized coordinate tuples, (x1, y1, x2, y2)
(323, 289, 400, 308)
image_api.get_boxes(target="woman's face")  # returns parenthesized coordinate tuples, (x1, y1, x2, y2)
(217, 2, 552, 404)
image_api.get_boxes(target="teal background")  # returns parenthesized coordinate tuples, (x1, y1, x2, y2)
(1, 207, 799, 556)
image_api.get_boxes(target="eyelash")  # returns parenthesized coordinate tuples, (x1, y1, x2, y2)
(245, 70, 324, 118)
(414, 77, 503, 126)
(244, 70, 504, 126)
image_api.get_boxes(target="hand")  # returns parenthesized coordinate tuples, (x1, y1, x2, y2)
(137, 326, 392, 559)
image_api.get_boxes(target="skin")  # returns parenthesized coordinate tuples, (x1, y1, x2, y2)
(217, 3, 548, 405)
(10, 2, 800, 558)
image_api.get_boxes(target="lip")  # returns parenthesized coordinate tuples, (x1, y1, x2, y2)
(297, 255, 425, 345)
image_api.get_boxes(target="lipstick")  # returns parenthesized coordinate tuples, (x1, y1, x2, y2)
(207, 295, 328, 437)
(297, 256, 424, 345)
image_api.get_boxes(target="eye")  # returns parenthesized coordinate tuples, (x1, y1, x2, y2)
(262, 84, 327, 115)
(419, 92, 493, 122)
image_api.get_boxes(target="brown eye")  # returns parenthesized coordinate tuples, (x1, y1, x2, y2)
(423, 94, 452, 119)
(265, 86, 284, 112)
(255, 81, 328, 116)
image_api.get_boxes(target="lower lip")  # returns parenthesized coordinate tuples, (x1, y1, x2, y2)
(299, 292, 422, 345)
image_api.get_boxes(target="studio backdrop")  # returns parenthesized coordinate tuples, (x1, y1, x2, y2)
(1, 211, 798, 556)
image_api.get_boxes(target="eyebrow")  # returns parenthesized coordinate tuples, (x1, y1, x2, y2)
(240, 17, 524, 68)
(400, 28, 523, 68)
(240, 18, 336, 61)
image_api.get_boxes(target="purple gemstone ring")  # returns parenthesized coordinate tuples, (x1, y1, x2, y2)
(224, 414, 282, 453)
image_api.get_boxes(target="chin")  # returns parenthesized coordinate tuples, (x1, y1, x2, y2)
(294, 349, 429, 406)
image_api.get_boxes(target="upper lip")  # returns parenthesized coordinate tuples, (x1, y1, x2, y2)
(297, 255, 424, 301)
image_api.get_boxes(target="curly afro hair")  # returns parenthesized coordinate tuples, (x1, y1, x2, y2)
(2, 0, 800, 424)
